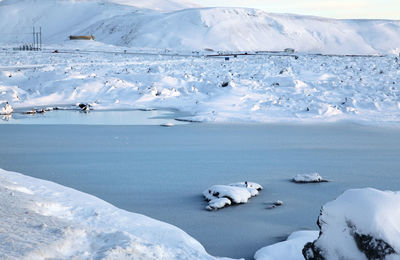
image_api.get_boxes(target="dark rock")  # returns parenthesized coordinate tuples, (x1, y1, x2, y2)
(353, 232, 396, 259)
(303, 242, 325, 260)
(221, 82, 229, 87)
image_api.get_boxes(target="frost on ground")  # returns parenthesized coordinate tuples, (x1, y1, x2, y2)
(254, 231, 318, 260)
(0, 168, 235, 260)
(292, 173, 327, 183)
(303, 188, 400, 260)
(203, 182, 262, 210)
(1, 51, 399, 125)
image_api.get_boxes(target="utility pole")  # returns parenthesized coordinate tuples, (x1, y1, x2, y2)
(31, 26, 42, 50)
(39, 27, 42, 50)
(33, 26, 35, 50)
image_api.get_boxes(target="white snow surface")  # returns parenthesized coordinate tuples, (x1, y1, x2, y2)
(0, 102, 13, 115)
(0, 0, 399, 54)
(254, 231, 318, 260)
(312, 188, 400, 260)
(0, 168, 235, 260)
(203, 182, 262, 210)
(1, 50, 400, 124)
(292, 173, 326, 183)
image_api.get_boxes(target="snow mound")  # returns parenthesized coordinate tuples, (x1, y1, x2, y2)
(203, 182, 262, 210)
(292, 173, 327, 183)
(303, 188, 400, 260)
(0, 168, 234, 260)
(0, 102, 13, 115)
(254, 231, 318, 260)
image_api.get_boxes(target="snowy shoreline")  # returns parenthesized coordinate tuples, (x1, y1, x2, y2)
(1, 49, 400, 126)
(0, 168, 232, 260)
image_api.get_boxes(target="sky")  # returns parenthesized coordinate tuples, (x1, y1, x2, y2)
(192, 0, 400, 19)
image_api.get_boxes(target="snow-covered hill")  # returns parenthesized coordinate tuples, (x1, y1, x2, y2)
(0, 0, 399, 54)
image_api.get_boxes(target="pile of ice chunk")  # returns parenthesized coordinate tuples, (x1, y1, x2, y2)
(292, 173, 327, 183)
(203, 182, 262, 210)
(303, 188, 400, 260)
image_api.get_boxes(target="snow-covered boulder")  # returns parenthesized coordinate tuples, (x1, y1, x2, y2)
(254, 231, 318, 260)
(206, 198, 231, 211)
(303, 188, 400, 260)
(292, 173, 327, 183)
(203, 182, 262, 210)
(0, 102, 13, 115)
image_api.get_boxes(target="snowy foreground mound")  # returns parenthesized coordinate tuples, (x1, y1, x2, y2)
(203, 182, 262, 210)
(303, 188, 400, 260)
(0, 0, 399, 54)
(0, 169, 233, 260)
(254, 231, 319, 260)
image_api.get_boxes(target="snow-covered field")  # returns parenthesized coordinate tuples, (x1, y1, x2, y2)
(1, 48, 400, 124)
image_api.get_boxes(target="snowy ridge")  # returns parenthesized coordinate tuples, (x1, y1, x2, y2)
(0, 168, 233, 260)
(0, 0, 399, 54)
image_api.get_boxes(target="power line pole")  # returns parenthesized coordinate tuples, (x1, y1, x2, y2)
(33, 26, 35, 50)
(39, 27, 42, 50)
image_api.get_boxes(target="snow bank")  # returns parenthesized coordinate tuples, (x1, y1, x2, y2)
(292, 173, 327, 183)
(0, 0, 399, 54)
(0, 168, 235, 260)
(303, 188, 400, 260)
(203, 182, 262, 210)
(254, 231, 318, 260)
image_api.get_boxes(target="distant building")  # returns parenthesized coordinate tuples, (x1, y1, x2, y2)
(284, 48, 295, 53)
(69, 35, 95, 40)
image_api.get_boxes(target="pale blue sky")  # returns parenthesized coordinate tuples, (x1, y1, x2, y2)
(192, 0, 399, 19)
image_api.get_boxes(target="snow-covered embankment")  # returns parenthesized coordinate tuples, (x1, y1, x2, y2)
(0, 168, 233, 260)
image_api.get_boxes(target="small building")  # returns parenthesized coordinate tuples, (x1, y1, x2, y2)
(284, 48, 295, 53)
(69, 35, 95, 40)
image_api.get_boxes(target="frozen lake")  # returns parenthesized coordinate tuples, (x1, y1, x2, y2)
(1, 112, 400, 259)
(0, 109, 187, 125)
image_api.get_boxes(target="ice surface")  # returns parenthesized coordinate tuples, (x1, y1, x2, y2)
(2, 123, 400, 259)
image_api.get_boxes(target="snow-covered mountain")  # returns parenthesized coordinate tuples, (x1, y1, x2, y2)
(0, 0, 399, 54)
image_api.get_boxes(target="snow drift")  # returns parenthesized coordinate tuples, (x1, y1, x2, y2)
(0, 168, 233, 260)
(0, 0, 399, 54)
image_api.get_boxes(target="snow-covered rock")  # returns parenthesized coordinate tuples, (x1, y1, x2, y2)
(0, 168, 235, 260)
(303, 188, 400, 260)
(203, 182, 262, 210)
(206, 198, 232, 211)
(254, 231, 318, 260)
(292, 173, 327, 183)
(0, 102, 13, 115)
